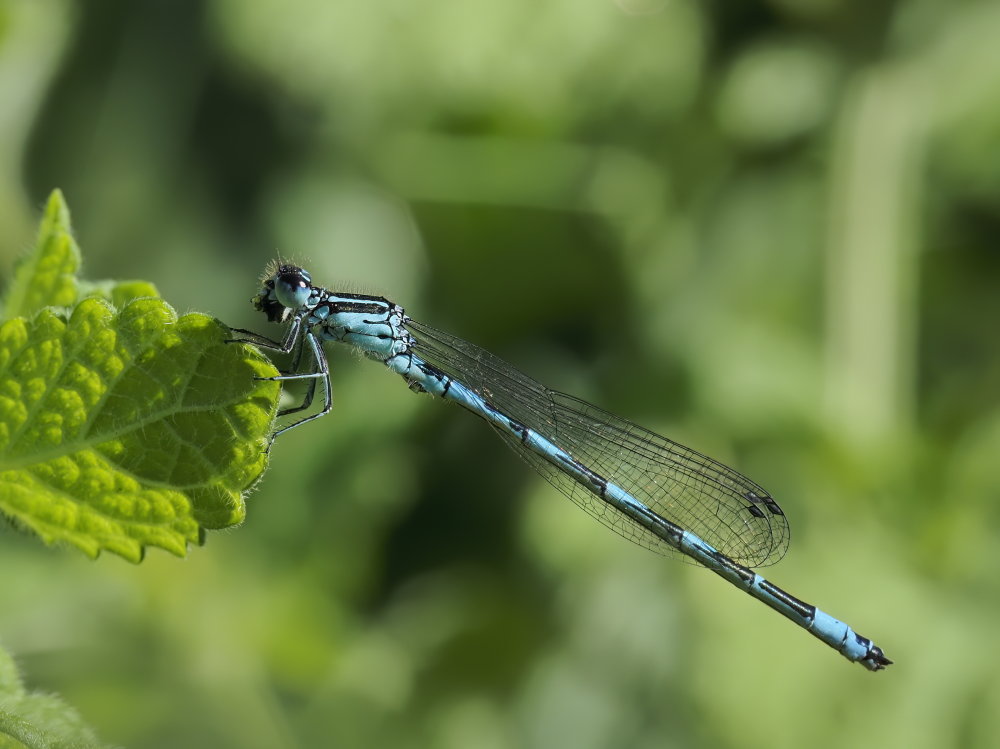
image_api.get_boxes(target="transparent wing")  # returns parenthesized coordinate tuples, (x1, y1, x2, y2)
(408, 320, 790, 568)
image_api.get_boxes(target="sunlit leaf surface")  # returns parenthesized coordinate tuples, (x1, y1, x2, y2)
(0, 297, 277, 561)
(0, 191, 279, 561)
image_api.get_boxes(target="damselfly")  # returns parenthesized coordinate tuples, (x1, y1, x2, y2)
(229, 262, 891, 671)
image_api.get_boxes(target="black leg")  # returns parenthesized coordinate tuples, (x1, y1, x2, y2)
(227, 317, 334, 444)
(269, 332, 333, 441)
(285, 327, 309, 374)
(225, 328, 285, 349)
(226, 315, 303, 354)
(276, 334, 319, 417)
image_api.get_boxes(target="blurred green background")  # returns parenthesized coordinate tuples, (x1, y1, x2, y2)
(2, 0, 999, 747)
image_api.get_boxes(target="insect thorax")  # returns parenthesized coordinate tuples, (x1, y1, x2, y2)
(309, 290, 410, 360)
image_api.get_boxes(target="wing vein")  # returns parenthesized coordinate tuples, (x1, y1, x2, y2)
(408, 319, 789, 567)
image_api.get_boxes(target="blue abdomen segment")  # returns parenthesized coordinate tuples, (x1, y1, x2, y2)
(385, 348, 889, 671)
(675, 531, 887, 670)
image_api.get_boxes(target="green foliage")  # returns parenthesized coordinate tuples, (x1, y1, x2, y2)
(3, 3, 1000, 748)
(0, 644, 104, 749)
(2, 191, 79, 319)
(0, 191, 280, 561)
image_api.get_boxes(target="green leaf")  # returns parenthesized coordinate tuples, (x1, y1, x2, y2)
(0, 644, 106, 749)
(78, 279, 161, 308)
(3, 190, 80, 319)
(0, 189, 281, 561)
(0, 298, 279, 561)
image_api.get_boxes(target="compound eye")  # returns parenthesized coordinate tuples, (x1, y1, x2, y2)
(274, 268, 311, 310)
